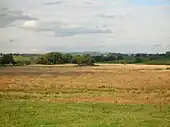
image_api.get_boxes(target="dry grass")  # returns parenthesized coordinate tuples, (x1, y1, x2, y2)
(0, 64, 170, 104)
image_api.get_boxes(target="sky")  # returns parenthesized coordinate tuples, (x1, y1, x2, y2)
(0, 0, 170, 53)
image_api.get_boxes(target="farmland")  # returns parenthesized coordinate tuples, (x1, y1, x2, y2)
(0, 64, 170, 127)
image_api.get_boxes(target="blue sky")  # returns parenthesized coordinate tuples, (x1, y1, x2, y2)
(0, 0, 170, 53)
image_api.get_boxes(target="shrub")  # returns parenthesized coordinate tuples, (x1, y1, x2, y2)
(72, 55, 95, 66)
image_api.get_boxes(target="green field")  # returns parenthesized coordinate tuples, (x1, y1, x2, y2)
(0, 99, 169, 127)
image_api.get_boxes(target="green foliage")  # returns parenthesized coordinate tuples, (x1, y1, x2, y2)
(36, 53, 95, 66)
(1, 51, 170, 66)
(0, 54, 15, 65)
(62, 54, 73, 63)
(135, 56, 143, 63)
(35, 51, 170, 66)
(36, 52, 65, 65)
(94, 52, 170, 65)
(71, 54, 95, 66)
(46, 52, 64, 64)
(123, 56, 136, 64)
(36, 55, 48, 64)
(143, 60, 170, 65)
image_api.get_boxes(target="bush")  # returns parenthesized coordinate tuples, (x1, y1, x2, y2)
(36, 52, 65, 65)
(72, 55, 95, 66)
(0, 54, 15, 65)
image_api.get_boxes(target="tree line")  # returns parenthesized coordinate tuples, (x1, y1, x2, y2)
(0, 51, 170, 66)
(0, 52, 95, 66)
(93, 52, 170, 64)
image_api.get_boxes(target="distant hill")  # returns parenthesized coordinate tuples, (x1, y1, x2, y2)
(68, 52, 102, 56)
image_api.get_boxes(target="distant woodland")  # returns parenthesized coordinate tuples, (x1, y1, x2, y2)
(0, 51, 170, 66)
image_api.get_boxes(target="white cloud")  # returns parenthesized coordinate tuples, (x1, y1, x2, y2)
(21, 21, 112, 36)
(0, 8, 38, 28)
(21, 20, 37, 29)
(0, 0, 170, 53)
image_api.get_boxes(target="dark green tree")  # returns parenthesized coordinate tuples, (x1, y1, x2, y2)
(62, 54, 73, 63)
(104, 53, 116, 61)
(1, 54, 15, 65)
(36, 52, 66, 65)
(72, 54, 95, 66)
(135, 56, 143, 63)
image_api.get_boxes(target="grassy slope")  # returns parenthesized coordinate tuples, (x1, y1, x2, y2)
(0, 99, 170, 127)
(13, 56, 31, 61)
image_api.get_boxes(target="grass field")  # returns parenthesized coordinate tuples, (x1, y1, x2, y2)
(0, 64, 170, 126)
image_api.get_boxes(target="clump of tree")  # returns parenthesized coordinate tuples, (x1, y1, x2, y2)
(36, 52, 72, 65)
(0, 54, 15, 65)
(36, 52, 95, 66)
(71, 54, 95, 66)
(0, 54, 33, 66)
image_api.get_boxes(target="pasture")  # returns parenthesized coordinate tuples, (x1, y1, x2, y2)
(0, 64, 170, 127)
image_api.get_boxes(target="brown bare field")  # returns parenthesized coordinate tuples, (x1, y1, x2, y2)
(0, 64, 170, 104)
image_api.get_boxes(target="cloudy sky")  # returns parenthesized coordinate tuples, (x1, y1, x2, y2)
(0, 0, 170, 53)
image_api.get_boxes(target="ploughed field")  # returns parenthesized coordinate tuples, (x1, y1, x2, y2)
(0, 64, 170, 127)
